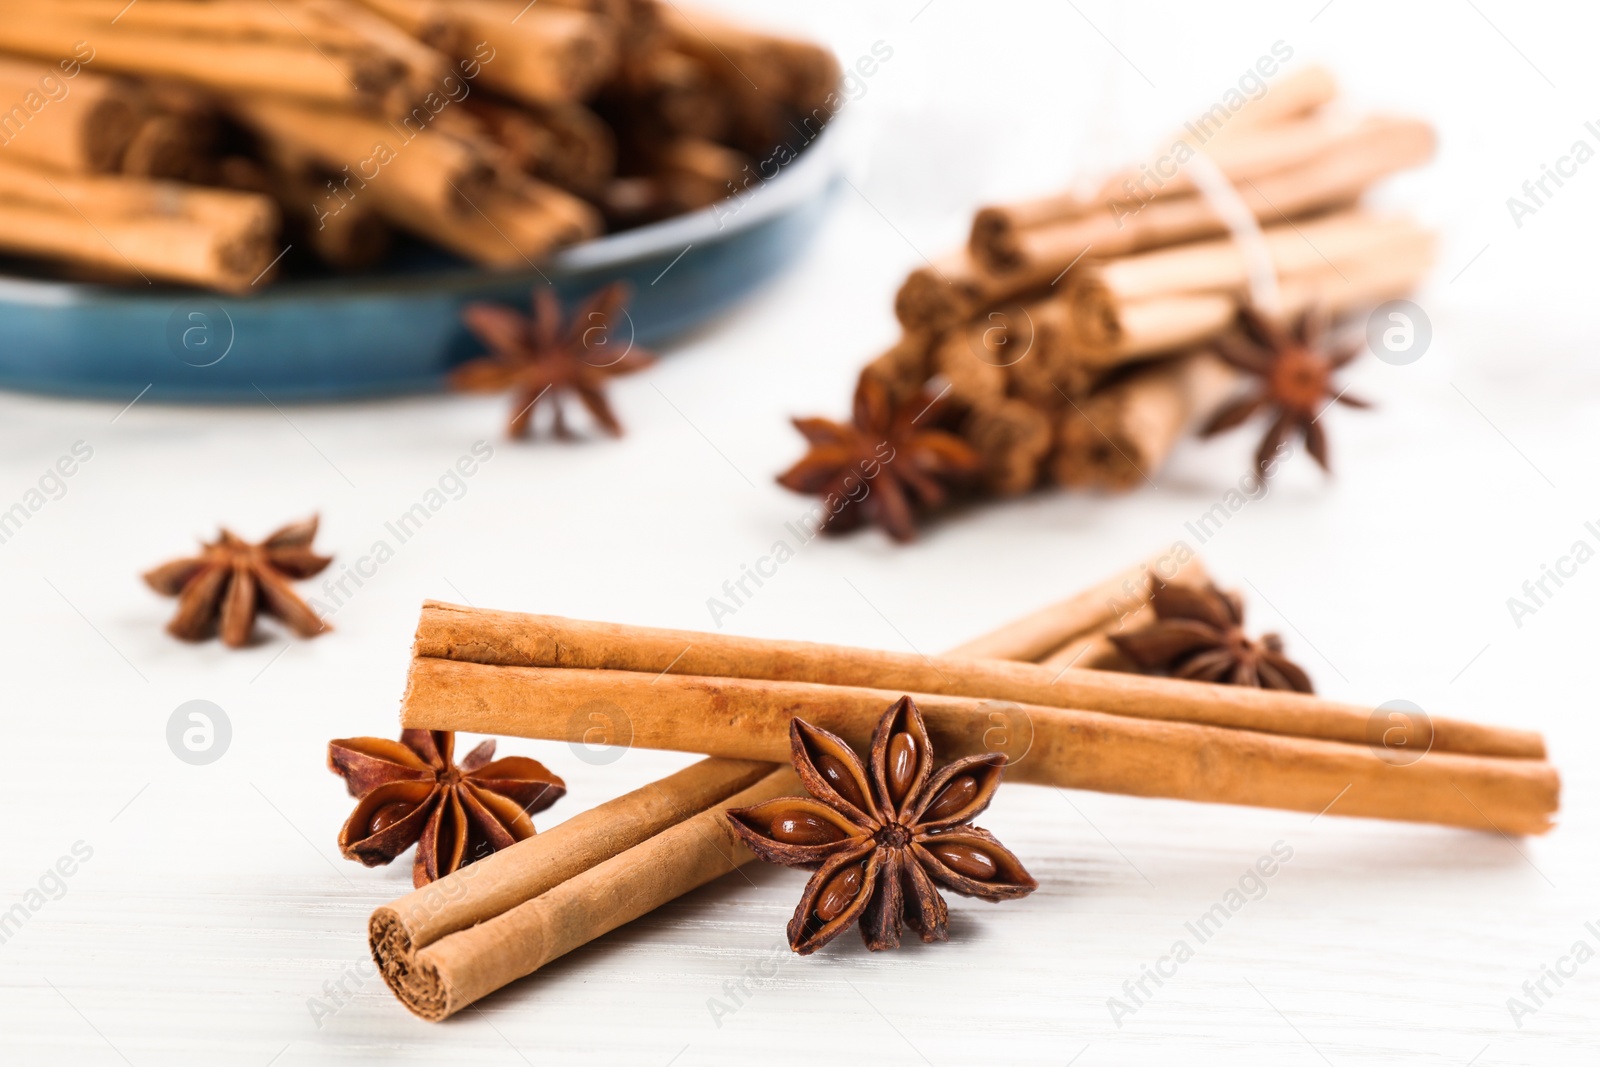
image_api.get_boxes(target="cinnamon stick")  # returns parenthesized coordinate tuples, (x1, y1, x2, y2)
(981, 116, 1435, 276)
(969, 66, 1342, 269)
(401, 658, 1559, 835)
(0, 7, 407, 108)
(1051, 352, 1240, 491)
(0, 56, 143, 174)
(227, 96, 496, 220)
(947, 551, 1209, 661)
(1073, 229, 1435, 366)
(893, 248, 1062, 335)
(404, 604, 1548, 761)
(372, 757, 773, 961)
(0, 157, 278, 290)
(373, 766, 800, 1021)
(359, 0, 620, 106)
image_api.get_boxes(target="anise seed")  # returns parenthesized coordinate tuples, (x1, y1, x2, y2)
(927, 842, 997, 880)
(923, 775, 977, 821)
(815, 752, 868, 810)
(814, 863, 865, 922)
(367, 800, 415, 836)
(886, 732, 917, 804)
(771, 809, 844, 846)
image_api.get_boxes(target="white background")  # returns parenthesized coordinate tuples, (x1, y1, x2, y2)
(3, 0, 1598, 1063)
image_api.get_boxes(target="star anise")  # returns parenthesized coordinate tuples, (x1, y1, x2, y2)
(1200, 306, 1369, 476)
(450, 281, 655, 439)
(328, 729, 565, 887)
(726, 696, 1036, 954)
(1109, 580, 1313, 692)
(776, 373, 981, 543)
(142, 515, 331, 648)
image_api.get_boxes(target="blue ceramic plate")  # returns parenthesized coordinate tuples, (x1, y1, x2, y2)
(0, 123, 843, 402)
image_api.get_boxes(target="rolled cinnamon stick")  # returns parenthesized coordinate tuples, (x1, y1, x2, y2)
(969, 67, 1342, 269)
(1068, 226, 1437, 366)
(227, 96, 496, 219)
(361, 0, 620, 105)
(463, 97, 616, 196)
(372, 757, 772, 955)
(405, 604, 1548, 761)
(947, 551, 1209, 661)
(0, 8, 406, 107)
(1092, 113, 1408, 206)
(1051, 352, 1240, 491)
(401, 658, 1559, 835)
(374, 766, 800, 1021)
(0, 57, 143, 174)
(0, 158, 278, 290)
(984, 116, 1435, 277)
(894, 248, 1063, 335)
(1076, 210, 1426, 307)
(1037, 616, 1141, 672)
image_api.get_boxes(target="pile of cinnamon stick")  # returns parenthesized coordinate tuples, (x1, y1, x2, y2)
(373, 553, 1558, 1018)
(0, 1, 838, 290)
(869, 66, 1436, 495)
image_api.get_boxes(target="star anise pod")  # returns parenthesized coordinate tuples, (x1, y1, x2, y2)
(1109, 580, 1313, 692)
(1200, 306, 1369, 476)
(726, 696, 1036, 954)
(142, 515, 331, 648)
(776, 374, 981, 543)
(328, 729, 565, 887)
(450, 281, 655, 439)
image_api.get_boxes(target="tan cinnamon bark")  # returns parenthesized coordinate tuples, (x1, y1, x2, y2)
(1051, 352, 1240, 491)
(947, 552, 1209, 662)
(969, 67, 1342, 269)
(373, 766, 800, 1020)
(0, 9, 406, 107)
(1092, 113, 1405, 206)
(405, 604, 1548, 761)
(987, 117, 1435, 276)
(1037, 619, 1140, 672)
(361, 0, 620, 105)
(894, 248, 1064, 334)
(372, 757, 772, 953)
(1072, 210, 1427, 309)
(857, 331, 933, 407)
(1069, 226, 1437, 365)
(463, 98, 616, 197)
(118, 115, 209, 182)
(401, 658, 1559, 835)
(228, 96, 495, 219)
(0, 158, 278, 289)
(0, 57, 143, 174)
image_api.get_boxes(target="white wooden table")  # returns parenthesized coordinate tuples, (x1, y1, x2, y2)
(3, 1, 1597, 1062)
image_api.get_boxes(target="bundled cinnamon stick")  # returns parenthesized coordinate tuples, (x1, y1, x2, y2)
(969, 66, 1342, 270)
(1051, 352, 1241, 490)
(790, 66, 1438, 533)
